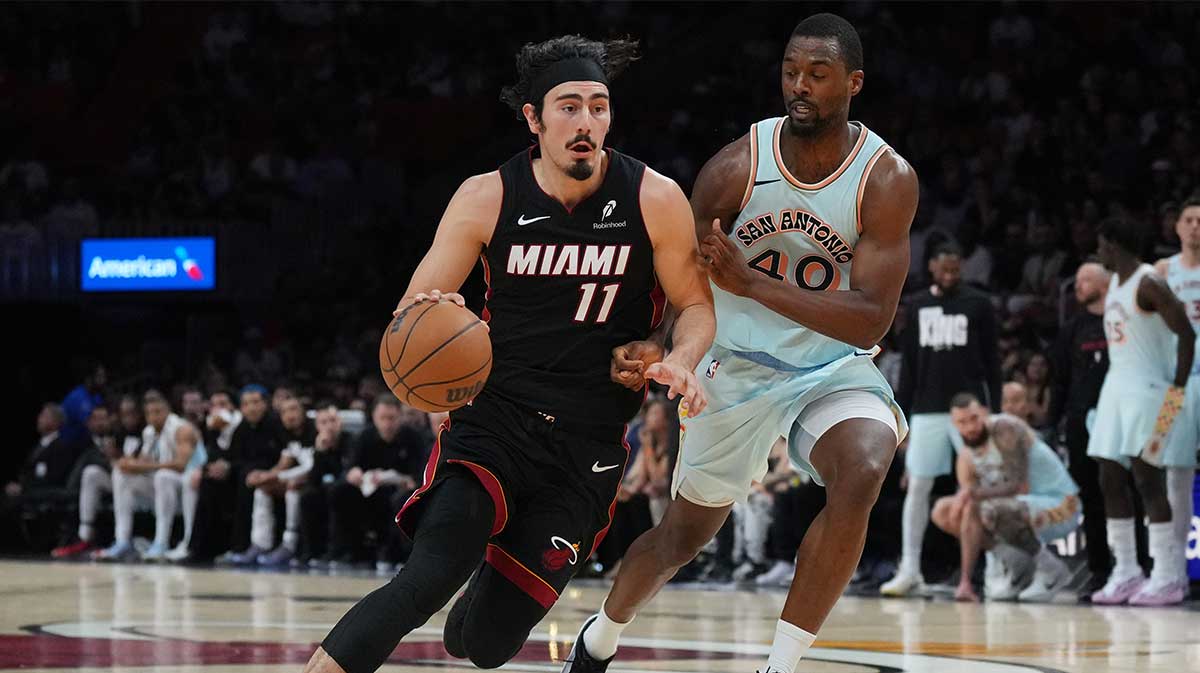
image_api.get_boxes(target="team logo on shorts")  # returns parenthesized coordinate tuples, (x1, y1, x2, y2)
(541, 536, 580, 572)
(705, 358, 720, 379)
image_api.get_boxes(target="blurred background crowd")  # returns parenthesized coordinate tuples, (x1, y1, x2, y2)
(2, 2, 1198, 588)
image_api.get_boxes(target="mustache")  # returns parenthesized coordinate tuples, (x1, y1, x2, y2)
(567, 135, 596, 150)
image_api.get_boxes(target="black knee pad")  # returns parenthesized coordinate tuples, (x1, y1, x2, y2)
(460, 566, 549, 669)
(322, 474, 495, 673)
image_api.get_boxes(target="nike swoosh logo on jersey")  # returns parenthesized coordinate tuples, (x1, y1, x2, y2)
(517, 214, 550, 226)
(753, 179, 781, 186)
(591, 462, 620, 473)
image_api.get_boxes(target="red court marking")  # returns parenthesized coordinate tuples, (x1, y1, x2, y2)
(0, 633, 736, 669)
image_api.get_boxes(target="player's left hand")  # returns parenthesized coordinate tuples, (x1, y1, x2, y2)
(644, 361, 707, 414)
(700, 219, 756, 297)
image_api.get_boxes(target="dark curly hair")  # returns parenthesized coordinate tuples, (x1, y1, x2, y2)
(500, 35, 640, 119)
(1097, 215, 1146, 257)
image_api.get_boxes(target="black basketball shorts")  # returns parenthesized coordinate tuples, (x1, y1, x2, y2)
(395, 390, 630, 608)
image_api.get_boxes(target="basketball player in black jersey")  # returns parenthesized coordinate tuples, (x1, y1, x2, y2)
(303, 36, 715, 673)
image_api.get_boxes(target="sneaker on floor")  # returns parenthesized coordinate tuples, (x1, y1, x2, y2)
(51, 539, 96, 559)
(879, 568, 925, 597)
(141, 543, 169, 562)
(1018, 555, 1071, 602)
(93, 541, 137, 563)
(1128, 578, 1187, 607)
(1075, 572, 1106, 603)
(227, 545, 267, 566)
(733, 561, 770, 582)
(755, 561, 795, 587)
(561, 615, 614, 673)
(165, 543, 191, 563)
(257, 545, 295, 567)
(1091, 572, 1147, 605)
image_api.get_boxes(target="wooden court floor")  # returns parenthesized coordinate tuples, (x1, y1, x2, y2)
(0, 560, 1197, 672)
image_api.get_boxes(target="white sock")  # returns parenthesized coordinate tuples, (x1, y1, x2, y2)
(1148, 521, 1180, 583)
(1167, 467, 1194, 575)
(765, 620, 817, 673)
(1107, 518, 1138, 579)
(899, 477, 933, 576)
(79, 522, 94, 543)
(582, 601, 631, 660)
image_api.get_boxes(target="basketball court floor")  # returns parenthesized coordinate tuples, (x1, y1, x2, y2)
(0, 560, 1196, 672)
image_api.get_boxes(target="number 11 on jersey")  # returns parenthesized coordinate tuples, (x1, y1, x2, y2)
(575, 282, 620, 323)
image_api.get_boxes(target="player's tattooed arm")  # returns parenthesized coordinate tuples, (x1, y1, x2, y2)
(393, 172, 501, 315)
(704, 148, 917, 350)
(642, 167, 716, 413)
(974, 415, 1032, 499)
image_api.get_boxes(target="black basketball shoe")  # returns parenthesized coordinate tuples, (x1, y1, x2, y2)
(561, 615, 614, 673)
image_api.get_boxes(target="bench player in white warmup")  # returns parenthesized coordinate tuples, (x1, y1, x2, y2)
(1089, 216, 1194, 606)
(565, 13, 917, 673)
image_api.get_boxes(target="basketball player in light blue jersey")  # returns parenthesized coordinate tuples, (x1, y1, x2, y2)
(1154, 191, 1200, 590)
(1088, 216, 1194, 607)
(564, 14, 917, 673)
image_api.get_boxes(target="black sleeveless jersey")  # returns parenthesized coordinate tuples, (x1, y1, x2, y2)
(479, 146, 665, 426)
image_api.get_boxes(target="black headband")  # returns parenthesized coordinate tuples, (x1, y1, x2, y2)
(527, 58, 608, 106)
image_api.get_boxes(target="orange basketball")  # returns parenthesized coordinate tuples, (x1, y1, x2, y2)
(379, 301, 492, 412)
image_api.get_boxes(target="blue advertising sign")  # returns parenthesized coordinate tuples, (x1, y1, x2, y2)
(81, 237, 215, 292)
(1190, 472, 1200, 580)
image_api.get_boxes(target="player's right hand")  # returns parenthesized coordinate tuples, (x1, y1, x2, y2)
(610, 340, 665, 390)
(394, 289, 466, 316)
(644, 361, 707, 414)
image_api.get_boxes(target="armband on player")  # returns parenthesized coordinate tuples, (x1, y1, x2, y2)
(1153, 385, 1186, 435)
(1144, 385, 1185, 463)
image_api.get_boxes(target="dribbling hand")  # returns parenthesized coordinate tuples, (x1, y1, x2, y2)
(644, 361, 707, 414)
(394, 289, 466, 316)
(393, 289, 488, 332)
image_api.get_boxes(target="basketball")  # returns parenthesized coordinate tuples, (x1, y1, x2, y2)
(379, 301, 492, 412)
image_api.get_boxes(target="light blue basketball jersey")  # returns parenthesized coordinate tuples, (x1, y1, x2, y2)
(713, 117, 891, 370)
(1165, 254, 1200, 376)
(1028, 438, 1077, 499)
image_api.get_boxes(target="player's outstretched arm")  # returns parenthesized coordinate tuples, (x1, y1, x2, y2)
(608, 135, 750, 392)
(394, 172, 501, 314)
(701, 149, 918, 350)
(641, 168, 716, 412)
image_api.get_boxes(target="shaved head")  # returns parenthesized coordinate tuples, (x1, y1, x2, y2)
(1075, 262, 1111, 307)
(1001, 381, 1029, 421)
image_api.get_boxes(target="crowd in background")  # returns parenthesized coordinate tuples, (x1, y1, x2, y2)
(2, 2, 1199, 587)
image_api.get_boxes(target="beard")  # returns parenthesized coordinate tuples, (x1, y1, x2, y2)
(565, 159, 594, 181)
(962, 425, 989, 448)
(785, 104, 836, 138)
